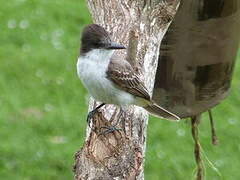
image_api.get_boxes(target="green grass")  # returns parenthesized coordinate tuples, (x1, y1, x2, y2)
(0, 0, 239, 179)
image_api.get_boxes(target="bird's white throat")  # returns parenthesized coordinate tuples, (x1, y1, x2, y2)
(82, 49, 114, 64)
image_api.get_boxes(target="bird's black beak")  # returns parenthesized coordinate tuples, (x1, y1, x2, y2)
(107, 42, 126, 50)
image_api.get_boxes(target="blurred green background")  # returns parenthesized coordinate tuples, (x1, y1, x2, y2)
(0, 0, 239, 179)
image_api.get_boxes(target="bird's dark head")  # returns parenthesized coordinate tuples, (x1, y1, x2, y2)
(80, 24, 126, 55)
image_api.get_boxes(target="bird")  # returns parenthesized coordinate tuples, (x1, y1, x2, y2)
(77, 24, 180, 128)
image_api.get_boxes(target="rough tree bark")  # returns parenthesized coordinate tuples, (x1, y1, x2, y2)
(74, 0, 180, 179)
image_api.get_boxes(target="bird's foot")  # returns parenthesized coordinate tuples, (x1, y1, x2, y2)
(100, 126, 122, 135)
(86, 110, 97, 127)
(99, 108, 124, 135)
(86, 103, 106, 128)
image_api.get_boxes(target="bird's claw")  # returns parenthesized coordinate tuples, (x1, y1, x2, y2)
(87, 110, 97, 127)
(100, 126, 122, 135)
(86, 103, 106, 128)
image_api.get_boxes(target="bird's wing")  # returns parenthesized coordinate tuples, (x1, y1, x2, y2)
(106, 56, 151, 100)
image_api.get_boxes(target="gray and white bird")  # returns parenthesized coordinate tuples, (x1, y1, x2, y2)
(77, 24, 180, 122)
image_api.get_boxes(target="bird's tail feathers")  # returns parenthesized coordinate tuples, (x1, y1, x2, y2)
(144, 103, 180, 121)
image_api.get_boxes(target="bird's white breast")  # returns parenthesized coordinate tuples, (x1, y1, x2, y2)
(77, 49, 136, 106)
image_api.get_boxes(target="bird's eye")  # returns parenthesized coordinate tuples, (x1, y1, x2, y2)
(93, 42, 101, 47)
(97, 42, 106, 48)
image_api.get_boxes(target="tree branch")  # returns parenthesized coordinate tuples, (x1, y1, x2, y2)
(74, 0, 180, 179)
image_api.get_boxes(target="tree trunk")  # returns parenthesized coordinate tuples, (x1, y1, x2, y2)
(74, 0, 180, 179)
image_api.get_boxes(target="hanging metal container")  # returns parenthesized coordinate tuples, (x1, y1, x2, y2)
(153, 0, 240, 118)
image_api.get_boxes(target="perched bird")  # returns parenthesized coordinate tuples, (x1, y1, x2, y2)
(77, 24, 180, 125)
